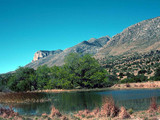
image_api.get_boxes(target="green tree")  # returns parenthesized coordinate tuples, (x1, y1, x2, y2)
(63, 53, 108, 88)
(0, 73, 12, 92)
(46, 66, 73, 89)
(138, 69, 147, 75)
(153, 67, 160, 81)
(7, 67, 36, 92)
(119, 72, 124, 79)
(36, 65, 51, 90)
(121, 74, 147, 83)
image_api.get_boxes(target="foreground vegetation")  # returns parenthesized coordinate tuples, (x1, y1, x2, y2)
(1, 97, 160, 120)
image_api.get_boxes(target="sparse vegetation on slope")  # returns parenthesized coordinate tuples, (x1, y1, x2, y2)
(100, 50, 160, 83)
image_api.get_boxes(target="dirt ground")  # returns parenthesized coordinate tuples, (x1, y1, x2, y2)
(112, 81, 160, 89)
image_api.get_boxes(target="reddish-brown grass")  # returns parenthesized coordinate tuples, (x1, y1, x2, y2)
(41, 106, 68, 120)
(50, 106, 62, 118)
(74, 96, 131, 119)
(119, 106, 130, 119)
(100, 97, 119, 117)
(0, 106, 19, 119)
(148, 97, 157, 113)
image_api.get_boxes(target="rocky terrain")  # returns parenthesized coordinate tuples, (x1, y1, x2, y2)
(96, 16, 160, 59)
(32, 49, 63, 62)
(26, 36, 110, 69)
(27, 16, 160, 70)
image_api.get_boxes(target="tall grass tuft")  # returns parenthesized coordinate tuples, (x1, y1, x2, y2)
(100, 96, 119, 117)
(119, 106, 130, 119)
(75, 96, 131, 119)
(148, 97, 157, 113)
(41, 106, 68, 120)
(0, 106, 19, 119)
(50, 106, 62, 118)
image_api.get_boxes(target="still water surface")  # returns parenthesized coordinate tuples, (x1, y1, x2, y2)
(1, 89, 160, 116)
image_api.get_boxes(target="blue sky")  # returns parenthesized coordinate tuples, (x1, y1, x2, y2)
(0, 0, 160, 74)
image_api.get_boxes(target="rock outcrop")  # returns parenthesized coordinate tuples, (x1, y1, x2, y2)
(32, 50, 63, 62)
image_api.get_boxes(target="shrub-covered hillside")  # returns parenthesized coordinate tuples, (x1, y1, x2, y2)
(100, 50, 160, 81)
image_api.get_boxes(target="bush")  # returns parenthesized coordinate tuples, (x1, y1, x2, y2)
(152, 67, 160, 81)
(138, 69, 147, 75)
(121, 74, 148, 83)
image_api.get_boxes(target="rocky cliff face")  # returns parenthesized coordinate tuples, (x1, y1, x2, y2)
(96, 16, 160, 59)
(26, 36, 110, 69)
(32, 50, 63, 62)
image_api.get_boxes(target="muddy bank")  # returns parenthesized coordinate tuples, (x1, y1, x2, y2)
(112, 81, 160, 89)
(29, 88, 110, 93)
(32, 81, 160, 92)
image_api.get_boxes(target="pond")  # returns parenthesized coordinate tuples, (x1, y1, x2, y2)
(1, 89, 160, 116)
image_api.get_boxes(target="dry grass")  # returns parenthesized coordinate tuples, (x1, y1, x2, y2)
(50, 106, 62, 118)
(75, 108, 100, 119)
(40, 106, 68, 120)
(3, 96, 160, 120)
(112, 81, 160, 89)
(74, 96, 131, 119)
(100, 97, 119, 117)
(0, 92, 50, 103)
(148, 97, 157, 113)
(0, 106, 19, 119)
(119, 106, 130, 119)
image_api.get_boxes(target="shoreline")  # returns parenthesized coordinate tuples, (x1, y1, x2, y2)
(30, 80, 160, 93)
(1, 81, 160, 94)
(112, 81, 160, 89)
(0, 81, 160, 95)
(1, 81, 160, 119)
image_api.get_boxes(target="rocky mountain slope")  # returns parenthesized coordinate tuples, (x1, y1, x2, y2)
(96, 16, 160, 59)
(27, 16, 160, 70)
(26, 36, 110, 69)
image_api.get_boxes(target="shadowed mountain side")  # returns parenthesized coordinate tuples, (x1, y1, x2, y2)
(95, 16, 160, 59)
(26, 36, 110, 69)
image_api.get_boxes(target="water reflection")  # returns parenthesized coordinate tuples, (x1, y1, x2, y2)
(1, 89, 160, 115)
(52, 92, 102, 112)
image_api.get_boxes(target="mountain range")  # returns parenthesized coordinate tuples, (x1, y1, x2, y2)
(26, 36, 110, 69)
(26, 16, 160, 69)
(96, 16, 160, 59)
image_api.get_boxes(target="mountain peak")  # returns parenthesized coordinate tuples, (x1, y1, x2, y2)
(27, 36, 110, 68)
(96, 16, 160, 58)
(32, 49, 63, 62)
(88, 38, 97, 43)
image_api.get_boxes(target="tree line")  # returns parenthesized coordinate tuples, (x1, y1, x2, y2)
(0, 53, 117, 92)
(1, 53, 160, 92)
